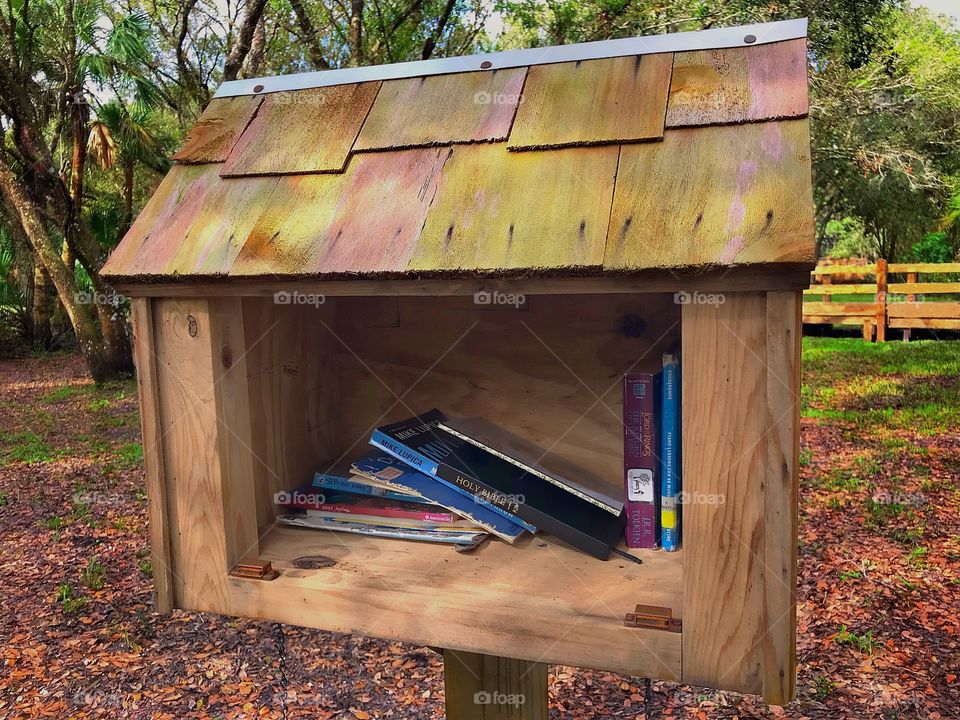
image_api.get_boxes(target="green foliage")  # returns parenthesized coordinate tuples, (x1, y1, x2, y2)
(911, 231, 955, 263)
(81, 556, 107, 590)
(0, 431, 56, 464)
(835, 625, 875, 653)
(55, 583, 89, 613)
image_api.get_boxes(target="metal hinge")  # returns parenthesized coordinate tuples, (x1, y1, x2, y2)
(231, 559, 279, 581)
(624, 604, 682, 632)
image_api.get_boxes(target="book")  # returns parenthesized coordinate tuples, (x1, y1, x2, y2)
(438, 417, 623, 516)
(660, 354, 681, 552)
(312, 464, 431, 504)
(352, 453, 527, 544)
(371, 410, 627, 560)
(279, 483, 457, 524)
(624, 373, 661, 549)
(277, 513, 488, 546)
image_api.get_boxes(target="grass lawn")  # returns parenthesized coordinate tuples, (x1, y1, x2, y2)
(0, 341, 958, 719)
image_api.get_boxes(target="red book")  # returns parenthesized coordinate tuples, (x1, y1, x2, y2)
(280, 484, 456, 524)
(623, 373, 660, 548)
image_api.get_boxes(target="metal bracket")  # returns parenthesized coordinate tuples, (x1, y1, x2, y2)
(624, 604, 682, 632)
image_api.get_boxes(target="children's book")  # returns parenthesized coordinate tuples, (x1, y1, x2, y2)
(352, 453, 527, 543)
(660, 354, 681, 552)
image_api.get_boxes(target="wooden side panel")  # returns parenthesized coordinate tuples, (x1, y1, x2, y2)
(411, 144, 618, 272)
(221, 83, 381, 176)
(152, 299, 231, 612)
(355, 69, 526, 150)
(508, 54, 672, 150)
(241, 299, 340, 531)
(605, 120, 815, 270)
(763, 291, 800, 704)
(666, 40, 808, 127)
(232, 148, 451, 276)
(444, 650, 548, 720)
(209, 298, 260, 566)
(681, 293, 768, 695)
(172, 96, 263, 163)
(130, 298, 174, 613)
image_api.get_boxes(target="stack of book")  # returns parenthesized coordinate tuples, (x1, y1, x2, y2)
(277, 352, 682, 560)
(622, 353, 682, 551)
(278, 411, 633, 560)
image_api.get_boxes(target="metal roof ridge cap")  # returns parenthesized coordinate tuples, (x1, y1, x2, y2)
(214, 18, 807, 98)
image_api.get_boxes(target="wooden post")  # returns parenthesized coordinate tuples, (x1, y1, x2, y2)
(875, 259, 887, 342)
(903, 271, 916, 342)
(443, 650, 548, 720)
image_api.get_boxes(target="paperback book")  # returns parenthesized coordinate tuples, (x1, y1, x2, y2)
(370, 410, 627, 560)
(277, 513, 488, 546)
(312, 463, 431, 504)
(660, 354, 681, 551)
(279, 483, 456, 524)
(352, 453, 527, 543)
(438, 416, 624, 516)
(623, 372, 661, 549)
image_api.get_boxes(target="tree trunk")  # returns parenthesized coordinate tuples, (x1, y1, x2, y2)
(0, 157, 109, 380)
(121, 158, 135, 237)
(32, 261, 54, 350)
(348, 0, 364, 65)
(223, 0, 269, 80)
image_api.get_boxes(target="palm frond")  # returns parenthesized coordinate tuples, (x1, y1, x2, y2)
(87, 121, 117, 169)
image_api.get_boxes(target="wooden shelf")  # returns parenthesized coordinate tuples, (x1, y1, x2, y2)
(227, 524, 683, 680)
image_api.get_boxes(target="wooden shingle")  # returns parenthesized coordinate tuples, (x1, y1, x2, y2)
(221, 83, 381, 176)
(508, 54, 672, 150)
(171, 96, 262, 163)
(411, 144, 619, 272)
(604, 119, 815, 270)
(354, 69, 526, 151)
(232, 147, 451, 276)
(666, 39, 808, 127)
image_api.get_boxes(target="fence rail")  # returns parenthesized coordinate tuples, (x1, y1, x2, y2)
(803, 260, 960, 341)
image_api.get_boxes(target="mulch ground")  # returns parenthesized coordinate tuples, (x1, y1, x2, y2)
(0, 346, 958, 719)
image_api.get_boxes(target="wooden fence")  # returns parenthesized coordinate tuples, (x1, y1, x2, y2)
(803, 260, 960, 341)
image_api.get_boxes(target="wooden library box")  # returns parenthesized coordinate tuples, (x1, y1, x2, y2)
(104, 17, 813, 710)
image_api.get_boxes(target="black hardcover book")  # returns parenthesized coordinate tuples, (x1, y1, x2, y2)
(370, 410, 627, 560)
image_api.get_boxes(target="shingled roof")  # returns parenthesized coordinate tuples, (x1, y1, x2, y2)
(102, 19, 814, 283)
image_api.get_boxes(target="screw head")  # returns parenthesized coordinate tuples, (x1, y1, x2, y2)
(480, 60, 493, 69)
(744, 34, 757, 44)
(253, 84, 265, 93)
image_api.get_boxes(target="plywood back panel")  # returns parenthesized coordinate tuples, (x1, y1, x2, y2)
(332, 293, 681, 490)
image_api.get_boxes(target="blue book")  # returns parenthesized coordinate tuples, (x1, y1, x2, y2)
(660, 353, 681, 551)
(369, 424, 538, 534)
(352, 454, 527, 543)
(312, 466, 433, 505)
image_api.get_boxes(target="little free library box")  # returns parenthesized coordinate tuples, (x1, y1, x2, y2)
(103, 17, 813, 714)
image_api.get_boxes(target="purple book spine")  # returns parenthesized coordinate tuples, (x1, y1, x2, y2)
(624, 374, 657, 548)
